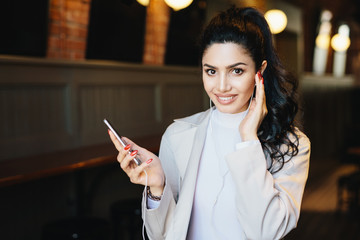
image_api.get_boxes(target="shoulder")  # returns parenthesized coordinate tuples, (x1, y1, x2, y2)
(286, 127, 311, 167)
(271, 127, 310, 155)
(269, 127, 310, 173)
(291, 127, 311, 150)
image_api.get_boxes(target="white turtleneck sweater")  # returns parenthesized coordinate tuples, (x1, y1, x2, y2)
(187, 108, 250, 240)
(148, 108, 255, 239)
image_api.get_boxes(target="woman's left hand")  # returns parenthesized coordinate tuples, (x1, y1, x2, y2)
(239, 71, 268, 141)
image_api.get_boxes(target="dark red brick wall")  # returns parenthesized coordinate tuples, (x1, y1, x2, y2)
(47, 0, 91, 60)
(143, 0, 170, 65)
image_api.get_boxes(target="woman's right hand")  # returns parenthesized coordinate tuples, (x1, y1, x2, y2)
(108, 130, 165, 196)
(239, 71, 267, 141)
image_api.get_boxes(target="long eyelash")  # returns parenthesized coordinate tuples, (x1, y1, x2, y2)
(233, 68, 243, 73)
(205, 69, 215, 74)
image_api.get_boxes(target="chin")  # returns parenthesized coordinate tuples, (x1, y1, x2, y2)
(214, 104, 244, 114)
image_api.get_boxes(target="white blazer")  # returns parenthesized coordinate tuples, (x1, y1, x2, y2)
(142, 108, 311, 240)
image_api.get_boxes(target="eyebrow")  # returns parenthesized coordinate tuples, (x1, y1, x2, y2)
(203, 62, 247, 69)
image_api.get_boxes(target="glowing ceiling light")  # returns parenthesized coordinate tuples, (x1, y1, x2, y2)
(264, 9, 287, 34)
(136, 0, 193, 11)
(164, 0, 193, 11)
(136, 0, 149, 7)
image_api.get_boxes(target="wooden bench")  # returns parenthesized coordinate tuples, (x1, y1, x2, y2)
(0, 134, 162, 188)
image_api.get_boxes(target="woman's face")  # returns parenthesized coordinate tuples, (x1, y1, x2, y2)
(202, 42, 257, 114)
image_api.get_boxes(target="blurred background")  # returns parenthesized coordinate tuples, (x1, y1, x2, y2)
(0, 0, 360, 239)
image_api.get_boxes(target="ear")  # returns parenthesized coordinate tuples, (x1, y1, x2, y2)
(260, 60, 267, 75)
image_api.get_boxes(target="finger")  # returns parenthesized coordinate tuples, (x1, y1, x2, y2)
(116, 146, 130, 165)
(257, 74, 268, 115)
(258, 73, 266, 103)
(257, 75, 265, 101)
(120, 149, 138, 170)
(252, 71, 261, 101)
(122, 137, 143, 152)
(255, 71, 261, 86)
(132, 159, 153, 182)
(254, 72, 263, 108)
(108, 130, 124, 152)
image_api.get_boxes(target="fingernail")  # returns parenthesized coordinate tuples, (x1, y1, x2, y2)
(124, 144, 131, 151)
(130, 150, 138, 156)
(108, 129, 111, 135)
(146, 158, 153, 164)
(257, 71, 262, 78)
(261, 78, 264, 84)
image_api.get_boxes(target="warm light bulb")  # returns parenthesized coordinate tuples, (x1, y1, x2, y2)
(331, 34, 351, 52)
(331, 24, 351, 77)
(264, 9, 287, 34)
(164, 0, 193, 11)
(136, 0, 149, 7)
(331, 24, 351, 52)
(316, 34, 331, 49)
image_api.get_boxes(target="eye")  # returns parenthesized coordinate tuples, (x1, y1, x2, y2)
(232, 68, 243, 75)
(205, 69, 216, 76)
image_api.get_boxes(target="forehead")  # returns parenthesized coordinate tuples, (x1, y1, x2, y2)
(202, 42, 254, 66)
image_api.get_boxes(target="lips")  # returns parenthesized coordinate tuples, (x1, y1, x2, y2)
(215, 94, 237, 105)
(218, 96, 233, 101)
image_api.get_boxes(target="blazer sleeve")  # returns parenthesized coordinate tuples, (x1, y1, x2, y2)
(226, 130, 311, 239)
(142, 133, 178, 240)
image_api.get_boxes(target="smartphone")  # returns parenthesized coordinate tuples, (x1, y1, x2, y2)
(104, 118, 141, 165)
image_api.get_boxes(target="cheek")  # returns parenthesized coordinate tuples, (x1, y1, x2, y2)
(244, 81, 255, 94)
(232, 76, 255, 94)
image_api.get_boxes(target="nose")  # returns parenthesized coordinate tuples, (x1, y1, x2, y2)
(218, 73, 231, 92)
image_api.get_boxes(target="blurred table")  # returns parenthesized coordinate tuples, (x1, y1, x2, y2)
(0, 134, 161, 188)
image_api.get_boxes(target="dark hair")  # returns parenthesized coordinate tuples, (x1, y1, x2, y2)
(200, 6, 299, 173)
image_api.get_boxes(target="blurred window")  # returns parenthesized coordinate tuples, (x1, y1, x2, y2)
(0, 0, 48, 57)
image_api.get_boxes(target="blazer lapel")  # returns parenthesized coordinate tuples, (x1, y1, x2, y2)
(170, 128, 198, 179)
(169, 109, 211, 240)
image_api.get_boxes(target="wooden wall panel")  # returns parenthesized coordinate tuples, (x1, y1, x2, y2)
(0, 84, 72, 159)
(0, 56, 205, 160)
(78, 84, 159, 145)
(300, 74, 356, 159)
(0, 85, 67, 137)
(163, 84, 206, 125)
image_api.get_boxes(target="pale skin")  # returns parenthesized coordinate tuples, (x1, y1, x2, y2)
(108, 42, 268, 197)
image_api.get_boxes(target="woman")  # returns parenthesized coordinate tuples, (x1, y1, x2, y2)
(108, 6, 310, 240)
